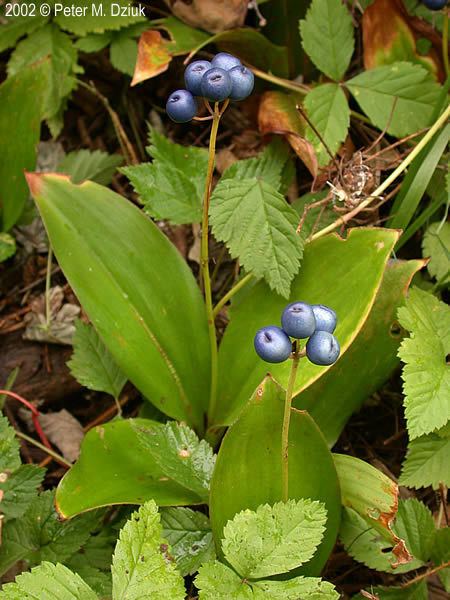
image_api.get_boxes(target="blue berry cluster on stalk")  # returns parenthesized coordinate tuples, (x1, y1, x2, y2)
(421, 0, 447, 9)
(166, 52, 255, 123)
(254, 303, 340, 366)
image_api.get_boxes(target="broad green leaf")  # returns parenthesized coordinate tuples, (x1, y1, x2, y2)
(209, 178, 303, 298)
(393, 499, 435, 563)
(8, 24, 80, 137)
(297, 259, 424, 445)
(431, 528, 450, 592)
(252, 577, 339, 599)
(59, 149, 123, 185)
(0, 561, 98, 600)
(399, 433, 450, 489)
(133, 421, 215, 502)
(222, 500, 327, 578)
(65, 559, 112, 598)
(210, 377, 341, 576)
(355, 581, 428, 600)
(422, 222, 450, 285)
(0, 61, 47, 231)
(304, 83, 350, 167)
(160, 507, 215, 576)
(218, 139, 293, 192)
(334, 454, 412, 568)
(397, 288, 450, 439)
(300, 0, 354, 81)
(0, 233, 16, 262)
(0, 13, 48, 53)
(110, 34, 138, 76)
(111, 501, 185, 600)
(195, 561, 253, 599)
(121, 128, 208, 225)
(0, 414, 21, 472)
(55, 419, 207, 518)
(55, 0, 146, 35)
(0, 464, 44, 521)
(214, 228, 399, 426)
(68, 320, 127, 400)
(28, 174, 210, 430)
(75, 31, 114, 52)
(0, 490, 100, 576)
(346, 63, 441, 138)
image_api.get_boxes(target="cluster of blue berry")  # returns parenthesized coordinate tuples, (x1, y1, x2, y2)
(421, 0, 447, 9)
(254, 303, 340, 366)
(166, 52, 255, 123)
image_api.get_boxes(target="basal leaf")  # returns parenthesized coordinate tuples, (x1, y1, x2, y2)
(214, 228, 398, 426)
(55, 419, 207, 518)
(160, 507, 215, 576)
(399, 433, 450, 489)
(55, 0, 146, 35)
(28, 174, 210, 430)
(59, 149, 123, 185)
(68, 320, 127, 400)
(222, 500, 327, 579)
(0, 562, 98, 600)
(303, 83, 350, 166)
(397, 288, 450, 439)
(422, 222, 450, 285)
(346, 62, 441, 137)
(111, 501, 185, 600)
(300, 0, 354, 81)
(121, 128, 208, 225)
(0, 464, 44, 521)
(209, 178, 303, 298)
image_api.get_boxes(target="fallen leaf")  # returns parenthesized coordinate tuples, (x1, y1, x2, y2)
(164, 0, 248, 33)
(131, 30, 171, 86)
(258, 91, 318, 177)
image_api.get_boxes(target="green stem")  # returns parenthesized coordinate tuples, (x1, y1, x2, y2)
(203, 104, 221, 423)
(15, 430, 72, 468)
(212, 273, 253, 318)
(45, 246, 53, 330)
(310, 102, 450, 242)
(281, 344, 301, 502)
(443, 10, 449, 78)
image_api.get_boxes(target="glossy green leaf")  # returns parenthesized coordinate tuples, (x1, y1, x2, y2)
(29, 174, 210, 430)
(346, 63, 441, 137)
(214, 228, 399, 426)
(160, 507, 215, 576)
(55, 419, 207, 518)
(299, 0, 354, 81)
(297, 259, 424, 446)
(304, 83, 350, 166)
(111, 501, 185, 600)
(0, 61, 47, 231)
(209, 377, 341, 576)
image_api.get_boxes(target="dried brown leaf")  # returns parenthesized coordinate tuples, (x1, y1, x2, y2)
(164, 0, 248, 33)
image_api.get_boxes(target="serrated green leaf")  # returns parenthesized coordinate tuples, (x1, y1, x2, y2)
(0, 490, 101, 576)
(0, 233, 16, 262)
(111, 501, 185, 600)
(121, 129, 208, 225)
(75, 31, 114, 52)
(393, 498, 435, 563)
(0, 464, 44, 521)
(397, 288, 450, 439)
(0, 14, 48, 53)
(422, 222, 450, 285)
(0, 561, 98, 600)
(7, 24, 80, 137)
(55, 0, 146, 35)
(304, 83, 350, 166)
(160, 507, 215, 576)
(209, 178, 303, 297)
(299, 0, 354, 81)
(355, 581, 428, 600)
(252, 577, 339, 599)
(431, 527, 450, 592)
(133, 421, 215, 502)
(65, 554, 112, 598)
(346, 63, 441, 138)
(110, 33, 138, 76)
(222, 499, 327, 578)
(399, 433, 450, 489)
(68, 320, 127, 400)
(0, 414, 21, 472)
(59, 149, 123, 185)
(196, 561, 253, 599)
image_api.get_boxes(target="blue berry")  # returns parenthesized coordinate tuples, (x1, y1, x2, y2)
(228, 65, 255, 101)
(184, 60, 212, 96)
(281, 302, 316, 339)
(201, 68, 232, 102)
(166, 90, 197, 123)
(306, 331, 340, 366)
(254, 326, 292, 364)
(311, 305, 337, 334)
(211, 52, 242, 71)
(421, 0, 447, 9)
